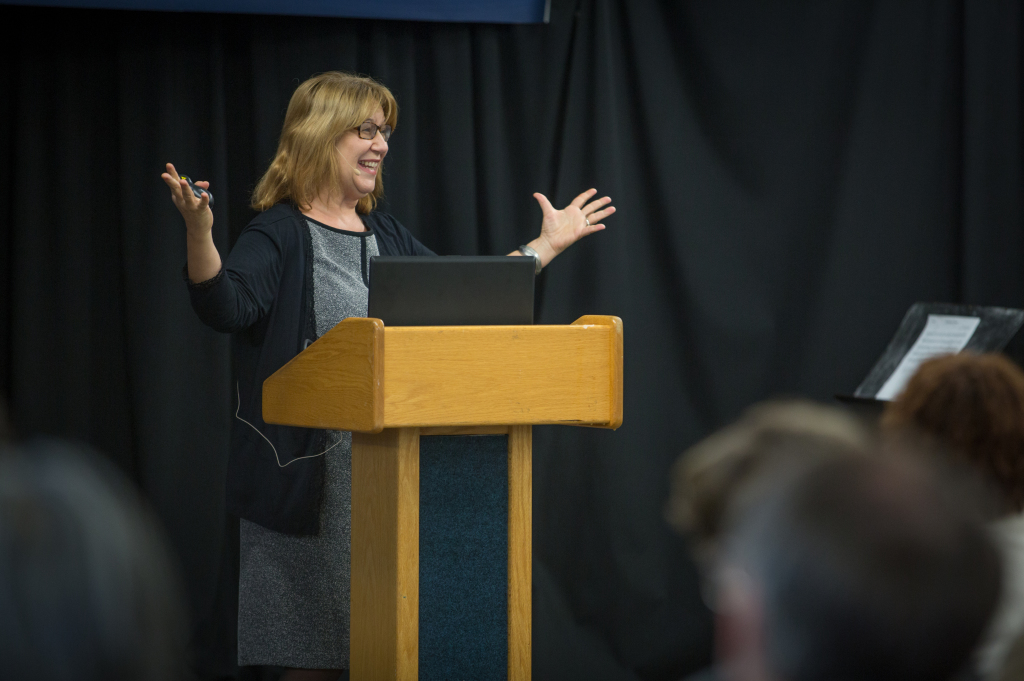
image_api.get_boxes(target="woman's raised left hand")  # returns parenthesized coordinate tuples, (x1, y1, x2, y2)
(531, 188, 615, 265)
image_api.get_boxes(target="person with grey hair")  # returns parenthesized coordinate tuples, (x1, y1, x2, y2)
(667, 399, 871, 572)
(715, 453, 1001, 681)
(0, 439, 188, 681)
(669, 400, 873, 681)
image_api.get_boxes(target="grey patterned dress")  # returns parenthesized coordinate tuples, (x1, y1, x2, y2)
(237, 217, 379, 669)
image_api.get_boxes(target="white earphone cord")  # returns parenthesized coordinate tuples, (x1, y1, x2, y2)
(234, 382, 344, 468)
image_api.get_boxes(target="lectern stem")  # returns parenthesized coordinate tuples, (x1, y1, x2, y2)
(351, 427, 420, 680)
(508, 425, 533, 681)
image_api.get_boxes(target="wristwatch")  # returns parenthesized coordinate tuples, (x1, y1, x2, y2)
(518, 244, 543, 275)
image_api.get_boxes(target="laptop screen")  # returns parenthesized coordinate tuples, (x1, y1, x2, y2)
(367, 256, 535, 326)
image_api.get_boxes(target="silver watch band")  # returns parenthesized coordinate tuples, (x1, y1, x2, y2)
(518, 244, 543, 275)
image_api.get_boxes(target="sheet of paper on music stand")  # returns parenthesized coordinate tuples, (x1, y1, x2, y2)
(874, 314, 981, 400)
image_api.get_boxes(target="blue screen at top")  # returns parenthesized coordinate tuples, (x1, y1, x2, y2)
(7, 0, 551, 22)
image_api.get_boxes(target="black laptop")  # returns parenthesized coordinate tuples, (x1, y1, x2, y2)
(367, 256, 535, 326)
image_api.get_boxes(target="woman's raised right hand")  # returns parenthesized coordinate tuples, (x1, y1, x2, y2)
(161, 162, 223, 283)
(160, 162, 213, 237)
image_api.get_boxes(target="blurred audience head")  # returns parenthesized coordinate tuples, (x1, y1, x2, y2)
(717, 452, 1001, 681)
(882, 352, 1024, 513)
(0, 439, 187, 681)
(666, 399, 870, 568)
(998, 630, 1024, 681)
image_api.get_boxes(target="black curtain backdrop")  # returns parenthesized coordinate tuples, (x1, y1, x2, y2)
(1, 1, 1022, 679)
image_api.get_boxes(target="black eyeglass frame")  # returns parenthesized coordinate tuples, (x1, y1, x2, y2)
(357, 121, 393, 142)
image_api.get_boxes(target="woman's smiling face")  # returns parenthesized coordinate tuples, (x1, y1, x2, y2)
(334, 106, 389, 204)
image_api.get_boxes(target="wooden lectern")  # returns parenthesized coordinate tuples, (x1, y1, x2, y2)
(262, 315, 623, 680)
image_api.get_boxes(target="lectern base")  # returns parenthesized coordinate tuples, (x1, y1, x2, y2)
(350, 426, 532, 681)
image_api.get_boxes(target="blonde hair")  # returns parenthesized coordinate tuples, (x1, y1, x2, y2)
(251, 72, 398, 215)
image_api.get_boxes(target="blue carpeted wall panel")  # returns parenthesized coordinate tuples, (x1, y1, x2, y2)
(419, 434, 508, 680)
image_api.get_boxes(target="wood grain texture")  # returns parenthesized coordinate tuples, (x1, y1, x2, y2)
(382, 320, 622, 427)
(508, 425, 532, 681)
(263, 317, 622, 431)
(263, 317, 384, 432)
(351, 428, 420, 680)
(572, 316, 623, 429)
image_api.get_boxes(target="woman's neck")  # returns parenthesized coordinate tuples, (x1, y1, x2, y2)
(302, 194, 367, 232)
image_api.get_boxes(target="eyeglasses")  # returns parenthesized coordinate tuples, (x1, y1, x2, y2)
(357, 121, 393, 142)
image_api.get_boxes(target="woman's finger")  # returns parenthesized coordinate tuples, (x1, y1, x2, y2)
(196, 189, 210, 211)
(164, 163, 202, 205)
(177, 177, 200, 207)
(573, 187, 598, 208)
(193, 179, 213, 203)
(586, 206, 616, 224)
(161, 175, 190, 210)
(533, 192, 556, 216)
(582, 196, 612, 215)
(162, 163, 188, 201)
(160, 172, 182, 192)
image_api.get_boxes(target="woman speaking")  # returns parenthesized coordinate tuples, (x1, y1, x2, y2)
(161, 71, 614, 680)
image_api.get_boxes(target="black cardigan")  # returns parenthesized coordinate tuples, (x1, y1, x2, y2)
(187, 204, 434, 535)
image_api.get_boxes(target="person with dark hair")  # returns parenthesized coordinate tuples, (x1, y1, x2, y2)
(160, 71, 615, 679)
(0, 439, 188, 681)
(717, 453, 1001, 681)
(882, 352, 1024, 679)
